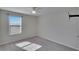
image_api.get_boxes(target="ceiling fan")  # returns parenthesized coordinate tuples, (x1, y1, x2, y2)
(32, 7, 40, 14)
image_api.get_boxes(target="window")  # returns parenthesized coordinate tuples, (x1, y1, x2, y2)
(8, 15, 22, 35)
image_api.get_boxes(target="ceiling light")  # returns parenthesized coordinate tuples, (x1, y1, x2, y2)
(32, 7, 37, 14)
(32, 7, 41, 15)
(32, 10, 36, 14)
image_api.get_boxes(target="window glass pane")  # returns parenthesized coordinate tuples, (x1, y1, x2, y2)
(8, 15, 22, 35)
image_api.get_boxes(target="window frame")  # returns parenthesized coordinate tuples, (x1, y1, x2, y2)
(8, 14, 23, 35)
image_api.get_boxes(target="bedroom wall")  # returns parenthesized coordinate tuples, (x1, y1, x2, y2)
(0, 10, 3, 43)
(38, 7, 78, 50)
(0, 10, 38, 45)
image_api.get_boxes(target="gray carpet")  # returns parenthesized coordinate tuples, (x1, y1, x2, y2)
(0, 37, 77, 51)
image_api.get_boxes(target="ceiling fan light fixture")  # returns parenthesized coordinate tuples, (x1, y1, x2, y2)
(32, 10, 36, 14)
(32, 7, 37, 14)
(32, 7, 41, 15)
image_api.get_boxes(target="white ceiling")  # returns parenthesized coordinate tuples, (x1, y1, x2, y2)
(0, 7, 40, 16)
(0, 7, 67, 16)
(39, 7, 79, 15)
(0, 7, 79, 16)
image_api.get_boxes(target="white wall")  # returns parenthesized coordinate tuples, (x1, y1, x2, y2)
(0, 10, 3, 43)
(0, 10, 38, 45)
(38, 7, 78, 49)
